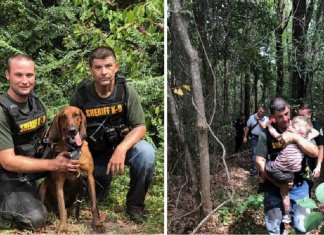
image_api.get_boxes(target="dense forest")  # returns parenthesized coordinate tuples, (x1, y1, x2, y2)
(0, 0, 163, 233)
(168, 0, 323, 234)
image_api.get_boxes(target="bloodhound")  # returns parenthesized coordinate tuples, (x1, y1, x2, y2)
(38, 106, 104, 233)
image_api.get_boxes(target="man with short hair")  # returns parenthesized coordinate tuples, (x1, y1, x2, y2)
(244, 106, 269, 176)
(256, 97, 318, 234)
(0, 54, 80, 230)
(297, 102, 324, 195)
(70, 46, 156, 223)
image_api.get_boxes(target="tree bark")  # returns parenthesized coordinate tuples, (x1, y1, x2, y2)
(171, 0, 212, 215)
(253, 67, 258, 112)
(240, 76, 244, 111)
(233, 74, 237, 114)
(244, 71, 251, 118)
(168, 85, 199, 194)
(275, 0, 285, 96)
(291, 0, 307, 99)
(223, 59, 229, 123)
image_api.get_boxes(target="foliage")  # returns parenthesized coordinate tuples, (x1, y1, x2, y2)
(131, 75, 164, 148)
(218, 207, 232, 225)
(297, 183, 324, 233)
(247, 194, 264, 211)
(0, 0, 163, 233)
(100, 145, 164, 233)
(216, 193, 264, 227)
(0, 0, 163, 145)
(64, 0, 163, 80)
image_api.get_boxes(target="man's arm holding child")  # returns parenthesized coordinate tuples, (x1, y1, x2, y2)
(282, 132, 318, 157)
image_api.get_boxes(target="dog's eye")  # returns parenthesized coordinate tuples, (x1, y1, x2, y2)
(72, 112, 79, 118)
(60, 115, 67, 122)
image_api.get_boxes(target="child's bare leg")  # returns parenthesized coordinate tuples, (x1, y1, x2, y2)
(280, 184, 290, 213)
(280, 184, 291, 223)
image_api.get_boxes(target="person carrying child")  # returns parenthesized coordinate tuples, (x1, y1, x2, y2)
(255, 97, 318, 234)
(265, 116, 319, 223)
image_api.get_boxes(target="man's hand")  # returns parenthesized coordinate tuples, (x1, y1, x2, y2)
(243, 136, 248, 143)
(313, 165, 321, 179)
(282, 132, 319, 158)
(254, 114, 259, 121)
(53, 152, 80, 172)
(106, 145, 127, 175)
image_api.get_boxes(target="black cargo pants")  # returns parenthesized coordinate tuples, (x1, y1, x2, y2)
(0, 174, 47, 231)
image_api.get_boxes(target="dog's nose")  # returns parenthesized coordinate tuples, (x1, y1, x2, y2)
(68, 127, 78, 136)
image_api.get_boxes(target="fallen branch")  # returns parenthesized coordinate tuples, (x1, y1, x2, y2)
(191, 199, 233, 234)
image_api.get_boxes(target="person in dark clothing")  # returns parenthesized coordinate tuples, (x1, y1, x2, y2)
(0, 54, 79, 231)
(256, 97, 318, 234)
(297, 102, 324, 196)
(70, 46, 156, 224)
(234, 113, 246, 152)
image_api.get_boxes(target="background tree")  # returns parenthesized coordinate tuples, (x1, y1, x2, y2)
(168, 0, 323, 233)
(171, 0, 212, 216)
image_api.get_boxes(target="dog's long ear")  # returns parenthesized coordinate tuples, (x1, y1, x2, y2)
(48, 114, 61, 143)
(79, 109, 87, 139)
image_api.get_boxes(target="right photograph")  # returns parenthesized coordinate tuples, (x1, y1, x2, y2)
(167, 0, 324, 234)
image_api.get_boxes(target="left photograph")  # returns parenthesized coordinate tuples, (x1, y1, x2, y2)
(0, 0, 164, 234)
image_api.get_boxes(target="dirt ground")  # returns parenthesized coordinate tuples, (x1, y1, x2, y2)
(0, 204, 147, 234)
(168, 148, 324, 234)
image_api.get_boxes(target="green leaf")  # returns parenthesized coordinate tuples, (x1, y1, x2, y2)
(320, 226, 324, 235)
(288, 228, 297, 234)
(304, 212, 324, 232)
(126, 10, 135, 23)
(315, 183, 324, 204)
(296, 198, 318, 209)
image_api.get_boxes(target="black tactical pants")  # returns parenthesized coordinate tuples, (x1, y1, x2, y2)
(0, 175, 47, 231)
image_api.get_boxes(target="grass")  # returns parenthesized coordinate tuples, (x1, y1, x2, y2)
(0, 146, 164, 234)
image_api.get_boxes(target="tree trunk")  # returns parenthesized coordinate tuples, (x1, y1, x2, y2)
(253, 67, 258, 112)
(233, 74, 237, 114)
(240, 76, 244, 111)
(223, 59, 229, 123)
(171, 0, 212, 215)
(244, 71, 251, 118)
(275, 0, 285, 96)
(291, 0, 307, 99)
(168, 85, 199, 194)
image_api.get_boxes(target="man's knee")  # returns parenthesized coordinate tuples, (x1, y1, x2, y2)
(129, 140, 156, 168)
(9, 192, 48, 230)
(14, 204, 48, 230)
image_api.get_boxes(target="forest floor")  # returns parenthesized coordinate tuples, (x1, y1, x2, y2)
(168, 145, 324, 234)
(0, 168, 164, 234)
(0, 197, 162, 234)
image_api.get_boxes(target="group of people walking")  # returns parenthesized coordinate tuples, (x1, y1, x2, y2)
(234, 98, 323, 234)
